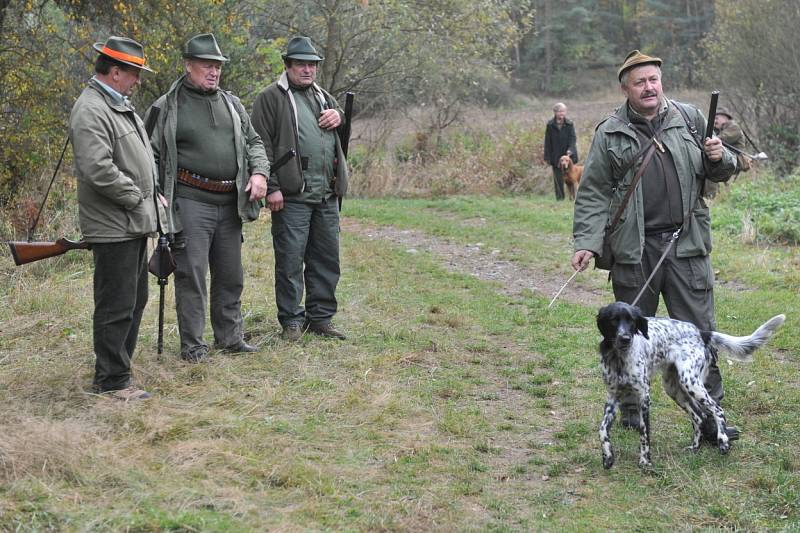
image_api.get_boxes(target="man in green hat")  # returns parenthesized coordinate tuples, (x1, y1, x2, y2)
(251, 36, 349, 341)
(144, 33, 270, 362)
(570, 50, 740, 444)
(69, 36, 162, 400)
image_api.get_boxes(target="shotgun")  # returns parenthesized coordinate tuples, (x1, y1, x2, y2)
(705, 91, 719, 140)
(7, 238, 90, 266)
(337, 92, 354, 212)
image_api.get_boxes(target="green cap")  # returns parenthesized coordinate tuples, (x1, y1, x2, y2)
(183, 33, 229, 62)
(282, 36, 323, 62)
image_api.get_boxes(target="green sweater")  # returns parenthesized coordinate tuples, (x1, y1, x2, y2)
(292, 86, 335, 203)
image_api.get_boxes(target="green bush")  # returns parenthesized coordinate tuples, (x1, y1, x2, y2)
(712, 172, 800, 244)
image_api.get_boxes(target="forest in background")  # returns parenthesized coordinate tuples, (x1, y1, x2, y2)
(1, 0, 799, 212)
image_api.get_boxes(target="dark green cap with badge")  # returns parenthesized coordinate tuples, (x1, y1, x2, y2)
(183, 33, 229, 62)
(282, 36, 323, 62)
(617, 49, 662, 81)
(93, 36, 154, 73)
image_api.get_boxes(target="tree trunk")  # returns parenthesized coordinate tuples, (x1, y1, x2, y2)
(543, 0, 552, 92)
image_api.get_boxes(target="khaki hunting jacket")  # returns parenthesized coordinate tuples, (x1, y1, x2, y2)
(144, 75, 270, 234)
(69, 80, 163, 243)
(573, 99, 736, 264)
(250, 72, 349, 199)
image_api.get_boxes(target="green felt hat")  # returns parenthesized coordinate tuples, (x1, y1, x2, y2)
(183, 33, 229, 62)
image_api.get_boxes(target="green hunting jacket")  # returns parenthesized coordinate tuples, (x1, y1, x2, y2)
(573, 99, 736, 264)
(250, 72, 349, 199)
(718, 119, 750, 172)
(69, 80, 164, 243)
(144, 75, 270, 234)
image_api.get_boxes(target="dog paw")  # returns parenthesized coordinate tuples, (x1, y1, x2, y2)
(603, 454, 615, 469)
(685, 444, 700, 453)
(638, 457, 653, 469)
(718, 440, 731, 455)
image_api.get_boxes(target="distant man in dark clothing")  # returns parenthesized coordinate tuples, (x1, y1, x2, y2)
(251, 36, 349, 342)
(70, 36, 160, 400)
(571, 50, 739, 444)
(543, 102, 578, 201)
(145, 33, 270, 362)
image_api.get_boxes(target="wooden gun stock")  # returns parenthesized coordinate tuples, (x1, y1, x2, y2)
(7, 238, 90, 266)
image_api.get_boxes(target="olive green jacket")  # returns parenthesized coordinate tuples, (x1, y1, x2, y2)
(69, 80, 164, 243)
(718, 120, 750, 172)
(250, 72, 349, 199)
(573, 99, 736, 264)
(144, 75, 270, 234)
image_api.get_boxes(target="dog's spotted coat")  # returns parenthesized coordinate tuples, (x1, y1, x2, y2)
(597, 301, 785, 469)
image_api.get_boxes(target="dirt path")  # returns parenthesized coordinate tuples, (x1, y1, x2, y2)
(343, 218, 608, 308)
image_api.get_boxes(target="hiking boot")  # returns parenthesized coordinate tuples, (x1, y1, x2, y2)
(106, 386, 152, 401)
(282, 323, 303, 342)
(307, 322, 347, 340)
(220, 341, 259, 354)
(180, 346, 209, 363)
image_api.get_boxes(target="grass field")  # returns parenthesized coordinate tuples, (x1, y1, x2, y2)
(1, 194, 797, 531)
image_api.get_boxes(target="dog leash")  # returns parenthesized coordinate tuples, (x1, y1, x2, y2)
(631, 227, 682, 307)
(547, 269, 581, 309)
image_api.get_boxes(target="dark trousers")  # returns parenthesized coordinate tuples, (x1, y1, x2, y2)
(551, 166, 565, 201)
(611, 232, 724, 434)
(271, 197, 340, 327)
(173, 197, 244, 355)
(92, 238, 149, 392)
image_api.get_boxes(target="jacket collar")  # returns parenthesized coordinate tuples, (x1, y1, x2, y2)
(88, 78, 134, 113)
(277, 71, 324, 98)
(606, 97, 684, 137)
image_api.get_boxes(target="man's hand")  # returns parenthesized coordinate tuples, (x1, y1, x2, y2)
(571, 250, 595, 272)
(703, 136, 724, 162)
(319, 109, 341, 130)
(266, 190, 284, 212)
(245, 173, 267, 202)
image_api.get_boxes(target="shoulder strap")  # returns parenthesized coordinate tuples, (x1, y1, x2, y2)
(671, 100, 705, 150)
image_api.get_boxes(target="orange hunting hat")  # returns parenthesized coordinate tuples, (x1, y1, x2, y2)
(617, 49, 661, 81)
(93, 36, 154, 73)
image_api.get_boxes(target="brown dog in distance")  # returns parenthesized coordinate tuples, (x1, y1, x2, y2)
(558, 154, 583, 201)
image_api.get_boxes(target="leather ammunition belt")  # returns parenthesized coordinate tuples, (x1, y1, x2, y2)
(177, 168, 235, 193)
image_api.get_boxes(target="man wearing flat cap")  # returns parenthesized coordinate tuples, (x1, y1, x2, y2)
(69, 36, 163, 400)
(251, 36, 349, 342)
(144, 33, 270, 363)
(571, 50, 740, 443)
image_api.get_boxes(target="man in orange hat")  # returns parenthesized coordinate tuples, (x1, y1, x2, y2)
(571, 50, 739, 443)
(69, 36, 162, 400)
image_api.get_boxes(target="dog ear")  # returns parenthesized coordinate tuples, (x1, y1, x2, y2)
(596, 307, 616, 340)
(634, 308, 649, 339)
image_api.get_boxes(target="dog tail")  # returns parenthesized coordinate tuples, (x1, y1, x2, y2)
(709, 315, 786, 362)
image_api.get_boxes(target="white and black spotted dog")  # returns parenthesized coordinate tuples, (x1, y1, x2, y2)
(597, 301, 785, 469)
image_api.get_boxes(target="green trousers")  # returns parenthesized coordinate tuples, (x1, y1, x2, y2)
(611, 231, 724, 435)
(271, 197, 340, 327)
(91, 237, 148, 391)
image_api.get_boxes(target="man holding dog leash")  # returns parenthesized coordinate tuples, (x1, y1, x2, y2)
(570, 50, 738, 443)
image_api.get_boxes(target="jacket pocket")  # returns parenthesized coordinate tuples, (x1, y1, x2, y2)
(125, 192, 155, 235)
